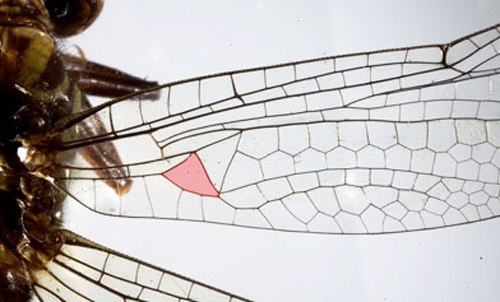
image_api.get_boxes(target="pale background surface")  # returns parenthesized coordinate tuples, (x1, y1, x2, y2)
(64, 1, 500, 301)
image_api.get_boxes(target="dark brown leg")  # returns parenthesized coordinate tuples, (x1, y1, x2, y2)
(51, 53, 160, 195)
(61, 53, 159, 99)
(76, 93, 132, 195)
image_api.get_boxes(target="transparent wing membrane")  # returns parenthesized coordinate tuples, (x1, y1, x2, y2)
(56, 24, 500, 234)
(33, 231, 249, 302)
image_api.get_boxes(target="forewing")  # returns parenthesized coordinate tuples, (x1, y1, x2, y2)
(55, 24, 500, 234)
(32, 231, 250, 302)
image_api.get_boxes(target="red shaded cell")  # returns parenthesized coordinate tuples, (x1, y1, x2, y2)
(162, 152, 220, 197)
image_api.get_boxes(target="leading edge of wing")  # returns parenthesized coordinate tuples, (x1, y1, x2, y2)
(57, 22, 500, 150)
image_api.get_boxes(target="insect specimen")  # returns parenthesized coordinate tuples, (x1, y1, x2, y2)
(1, 1, 499, 302)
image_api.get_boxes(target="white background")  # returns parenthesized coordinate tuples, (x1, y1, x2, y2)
(65, 1, 500, 302)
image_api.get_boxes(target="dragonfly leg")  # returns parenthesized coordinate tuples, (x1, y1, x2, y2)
(62, 53, 159, 100)
(46, 54, 160, 195)
(75, 93, 132, 195)
(48, 52, 160, 135)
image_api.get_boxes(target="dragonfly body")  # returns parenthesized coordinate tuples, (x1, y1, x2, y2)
(0, 1, 83, 300)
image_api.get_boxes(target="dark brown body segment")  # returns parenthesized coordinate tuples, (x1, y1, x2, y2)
(0, 0, 157, 300)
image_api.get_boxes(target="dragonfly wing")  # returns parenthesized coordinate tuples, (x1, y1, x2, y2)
(32, 231, 250, 302)
(55, 23, 500, 234)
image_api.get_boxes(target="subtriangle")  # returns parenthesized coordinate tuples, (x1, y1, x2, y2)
(162, 152, 219, 197)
